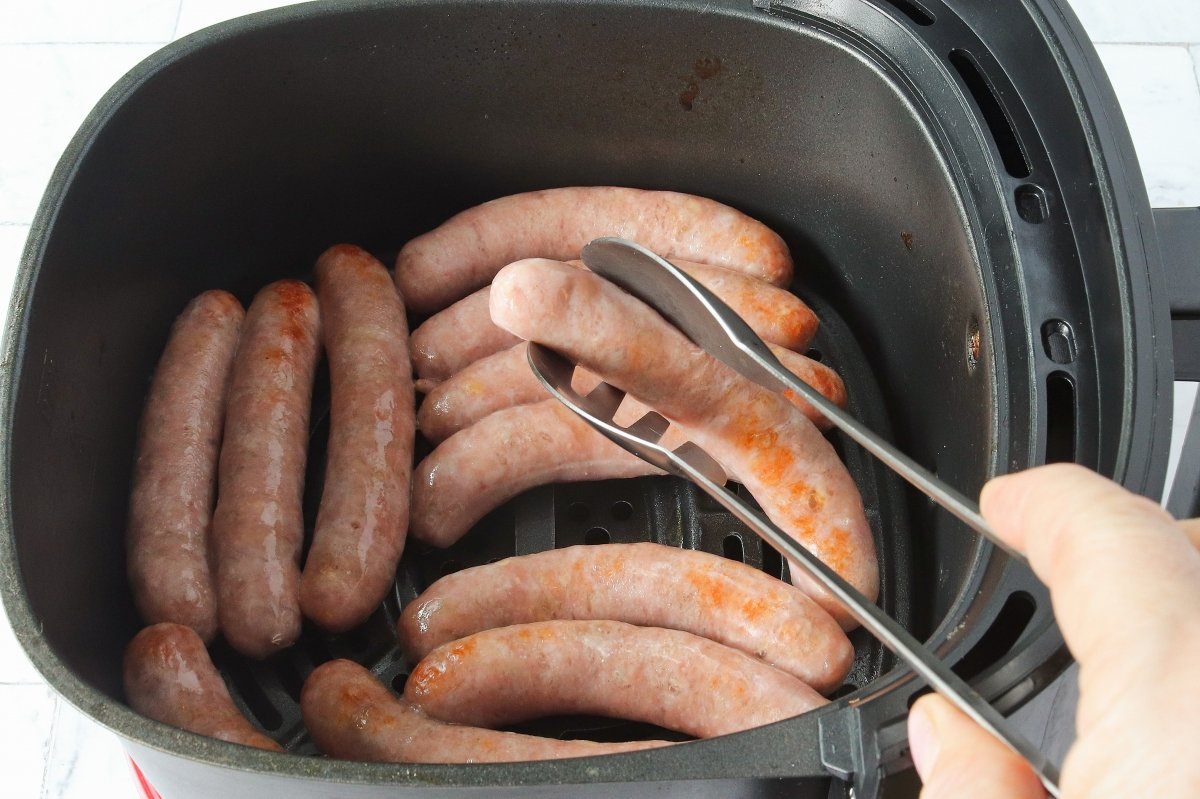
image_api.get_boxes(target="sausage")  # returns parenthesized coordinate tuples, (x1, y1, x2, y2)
(411, 399, 661, 547)
(127, 291, 243, 643)
(417, 340, 846, 444)
(490, 260, 877, 627)
(398, 542, 852, 692)
(409, 344, 845, 545)
(300, 245, 415, 633)
(410, 259, 816, 381)
(124, 623, 283, 751)
(410, 289, 519, 381)
(213, 280, 320, 658)
(395, 187, 793, 314)
(302, 659, 672, 763)
(406, 620, 828, 737)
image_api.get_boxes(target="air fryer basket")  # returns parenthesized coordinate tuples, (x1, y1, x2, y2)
(0, 0, 1182, 797)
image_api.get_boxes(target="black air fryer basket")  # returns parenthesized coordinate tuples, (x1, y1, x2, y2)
(2, 0, 1197, 797)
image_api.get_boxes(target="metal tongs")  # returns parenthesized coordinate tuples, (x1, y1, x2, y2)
(526, 237, 1061, 797)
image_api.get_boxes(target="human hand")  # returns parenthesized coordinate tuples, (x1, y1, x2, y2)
(906, 463, 1200, 798)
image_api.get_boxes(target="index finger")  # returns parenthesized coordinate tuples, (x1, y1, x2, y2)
(980, 464, 1200, 672)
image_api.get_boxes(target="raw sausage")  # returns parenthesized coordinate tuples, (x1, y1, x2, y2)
(416, 340, 845, 444)
(490, 260, 877, 627)
(301, 245, 415, 633)
(410, 258, 817, 381)
(406, 620, 828, 737)
(213, 280, 320, 658)
(124, 623, 283, 751)
(410, 289, 518, 381)
(398, 543, 852, 692)
(302, 659, 671, 763)
(127, 291, 243, 643)
(395, 187, 793, 314)
(411, 399, 661, 546)
(410, 344, 845, 548)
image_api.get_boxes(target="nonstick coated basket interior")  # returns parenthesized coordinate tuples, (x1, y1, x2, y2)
(4, 0, 1171, 794)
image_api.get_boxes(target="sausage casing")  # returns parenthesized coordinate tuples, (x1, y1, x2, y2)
(417, 339, 845, 444)
(300, 245, 415, 633)
(406, 620, 828, 737)
(395, 187, 793, 314)
(213, 280, 320, 658)
(398, 542, 852, 692)
(127, 291, 243, 642)
(302, 659, 671, 763)
(124, 623, 283, 751)
(409, 258, 816, 381)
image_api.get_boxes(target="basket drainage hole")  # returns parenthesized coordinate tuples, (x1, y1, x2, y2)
(584, 527, 610, 545)
(722, 534, 745, 563)
(392, 673, 409, 692)
(610, 501, 634, 521)
(567, 502, 591, 522)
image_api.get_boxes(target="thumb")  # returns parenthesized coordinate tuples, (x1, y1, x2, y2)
(908, 694, 1045, 799)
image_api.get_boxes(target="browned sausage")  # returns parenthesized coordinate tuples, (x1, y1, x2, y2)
(124, 623, 283, 751)
(410, 259, 816, 381)
(398, 543, 851, 692)
(127, 291, 243, 643)
(300, 245, 415, 633)
(416, 340, 845, 444)
(406, 620, 828, 737)
(213, 280, 320, 658)
(301, 659, 672, 763)
(395, 187, 793, 314)
(490, 260, 877, 627)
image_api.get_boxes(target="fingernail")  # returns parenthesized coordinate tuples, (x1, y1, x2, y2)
(908, 702, 940, 780)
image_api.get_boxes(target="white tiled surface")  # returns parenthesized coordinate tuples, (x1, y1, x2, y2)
(0, 0, 1197, 797)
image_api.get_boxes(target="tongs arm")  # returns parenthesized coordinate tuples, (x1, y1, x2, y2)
(579, 237, 1025, 564)
(527, 343, 1061, 797)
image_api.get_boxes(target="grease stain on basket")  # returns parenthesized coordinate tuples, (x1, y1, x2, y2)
(679, 56, 722, 111)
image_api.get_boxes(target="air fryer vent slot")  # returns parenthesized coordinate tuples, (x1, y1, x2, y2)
(1045, 372, 1077, 464)
(952, 591, 1036, 681)
(879, 0, 934, 26)
(948, 49, 1031, 179)
(722, 533, 746, 563)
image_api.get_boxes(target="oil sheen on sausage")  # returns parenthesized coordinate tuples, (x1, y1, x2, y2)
(406, 620, 828, 737)
(300, 245, 415, 633)
(416, 339, 846, 444)
(394, 187, 793, 314)
(398, 542, 851, 692)
(410, 258, 816, 381)
(124, 623, 283, 751)
(213, 280, 320, 658)
(127, 291, 243, 643)
(301, 659, 671, 763)
(490, 260, 878, 627)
